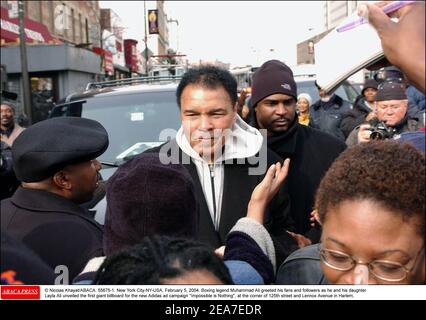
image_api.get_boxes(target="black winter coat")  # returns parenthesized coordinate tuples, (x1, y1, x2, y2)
(1, 187, 104, 281)
(309, 94, 352, 141)
(341, 97, 374, 138)
(147, 139, 299, 265)
(258, 119, 346, 240)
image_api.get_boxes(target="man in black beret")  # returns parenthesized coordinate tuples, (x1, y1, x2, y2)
(250, 60, 347, 244)
(1, 117, 108, 282)
(346, 82, 421, 146)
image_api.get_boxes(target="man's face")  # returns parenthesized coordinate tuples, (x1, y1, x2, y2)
(376, 99, 408, 126)
(1, 104, 15, 127)
(180, 84, 236, 161)
(255, 93, 296, 135)
(363, 87, 378, 103)
(64, 159, 102, 204)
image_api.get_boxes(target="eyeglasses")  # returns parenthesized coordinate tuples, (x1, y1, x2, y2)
(319, 246, 424, 282)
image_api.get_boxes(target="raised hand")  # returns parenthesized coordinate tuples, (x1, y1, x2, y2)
(360, 1, 425, 93)
(247, 159, 290, 224)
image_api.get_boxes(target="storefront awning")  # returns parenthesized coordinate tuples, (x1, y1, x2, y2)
(113, 63, 130, 73)
(1, 6, 53, 43)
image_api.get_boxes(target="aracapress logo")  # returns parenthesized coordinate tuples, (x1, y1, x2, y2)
(1, 286, 40, 300)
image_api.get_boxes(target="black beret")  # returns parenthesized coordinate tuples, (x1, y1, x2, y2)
(12, 117, 109, 182)
(375, 82, 407, 102)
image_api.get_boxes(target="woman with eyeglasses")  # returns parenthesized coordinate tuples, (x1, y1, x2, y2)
(276, 140, 425, 285)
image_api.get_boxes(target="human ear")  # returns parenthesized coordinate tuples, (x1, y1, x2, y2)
(52, 171, 72, 190)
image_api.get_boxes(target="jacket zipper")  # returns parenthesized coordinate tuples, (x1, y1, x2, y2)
(208, 164, 217, 230)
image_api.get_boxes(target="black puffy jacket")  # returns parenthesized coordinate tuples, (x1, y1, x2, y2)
(309, 94, 352, 141)
(341, 96, 374, 138)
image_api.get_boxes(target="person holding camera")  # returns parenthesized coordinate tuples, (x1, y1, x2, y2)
(346, 82, 421, 146)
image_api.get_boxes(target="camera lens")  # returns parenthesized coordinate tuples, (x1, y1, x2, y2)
(370, 131, 384, 140)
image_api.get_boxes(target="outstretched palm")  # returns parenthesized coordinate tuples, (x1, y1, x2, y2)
(247, 159, 290, 224)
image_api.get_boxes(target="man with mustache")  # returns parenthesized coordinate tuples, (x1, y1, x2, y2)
(149, 65, 299, 265)
(1, 117, 107, 281)
(250, 60, 346, 244)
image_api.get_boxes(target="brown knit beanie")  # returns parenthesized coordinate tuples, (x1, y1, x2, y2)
(104, 152, 199, 256)
(251, 60, 297, 107)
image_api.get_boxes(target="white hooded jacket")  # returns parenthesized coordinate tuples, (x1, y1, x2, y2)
(176, 115, 264, 231)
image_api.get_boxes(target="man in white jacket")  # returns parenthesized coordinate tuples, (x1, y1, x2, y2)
(150, 66, 298, 265)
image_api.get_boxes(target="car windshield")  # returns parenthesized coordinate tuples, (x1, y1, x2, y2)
(78, 91, 181, 165)
(296, 80, 359, 104)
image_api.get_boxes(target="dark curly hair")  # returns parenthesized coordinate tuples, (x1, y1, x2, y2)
(94, 235, 233, 285)
(315, 140, 425, 236)
(176, 65, 238, 108)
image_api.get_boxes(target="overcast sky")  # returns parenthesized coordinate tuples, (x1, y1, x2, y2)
(100, 1, 325, 68)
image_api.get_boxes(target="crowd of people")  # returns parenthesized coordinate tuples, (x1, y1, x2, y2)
(1, 2, 425, 286)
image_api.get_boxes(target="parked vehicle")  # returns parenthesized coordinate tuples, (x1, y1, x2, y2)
(295, 76, 359, 104)
(292, 64, 360, 104)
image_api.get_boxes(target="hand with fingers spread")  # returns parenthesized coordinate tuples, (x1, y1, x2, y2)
(247, 159, 290, 225)
(360, 1, 425, 93)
